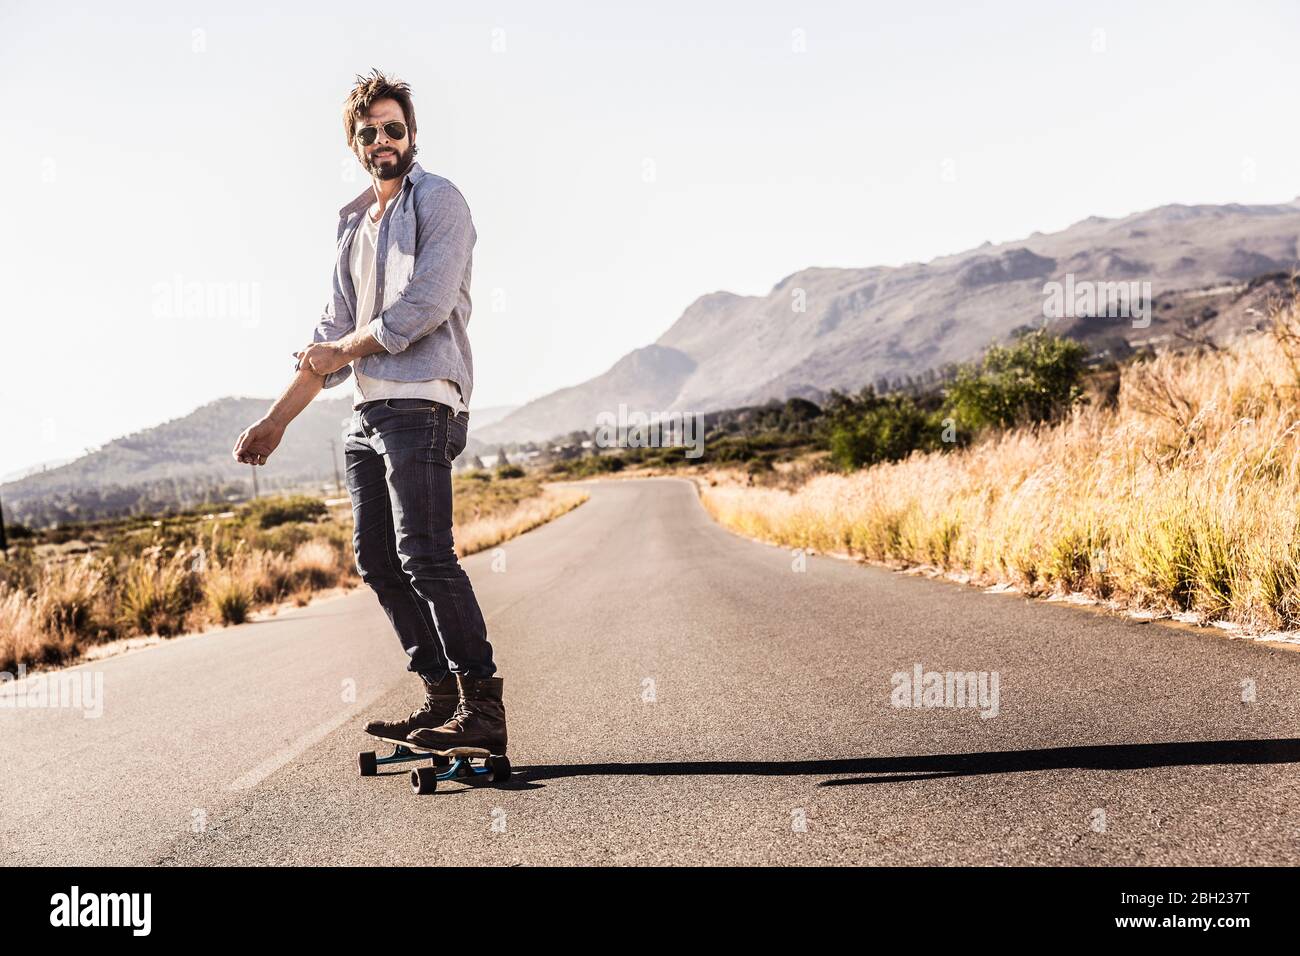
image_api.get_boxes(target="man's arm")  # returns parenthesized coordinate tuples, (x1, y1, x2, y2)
(309, 277, 359, 388)
(232, 367, 325, 465)
(295, 321, 387, 376)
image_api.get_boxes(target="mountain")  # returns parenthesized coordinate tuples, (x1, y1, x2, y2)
(1, 397, 354, 525)
(475, 198, 1300, 445)
(468, 405, 521, 430)
(1, 396, 525, 526)
(470, 346, 696, 447)
(2, 457, 76, 483)
(10, 198, 1300, 525)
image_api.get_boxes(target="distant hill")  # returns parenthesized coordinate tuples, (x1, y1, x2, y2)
(2, 457, 76, 484)
(2, 397, 350, 526)
(0, 398, 519, 527)
(10, 198, 1300, 525)
(3, 398, 522, 530)
(468, 405, 521, 430)
(476, 198, 1300, 446)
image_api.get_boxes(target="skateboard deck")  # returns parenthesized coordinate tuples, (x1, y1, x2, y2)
(371, 736, 491, 758)
(357, 736, 510, 794)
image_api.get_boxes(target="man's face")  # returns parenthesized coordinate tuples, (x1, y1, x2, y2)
(354, 97, 415, 181)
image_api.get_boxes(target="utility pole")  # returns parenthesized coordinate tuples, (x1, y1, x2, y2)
(328, 438, 342, 496)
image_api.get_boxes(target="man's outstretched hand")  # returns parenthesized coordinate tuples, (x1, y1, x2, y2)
(233, 417, 286, 466)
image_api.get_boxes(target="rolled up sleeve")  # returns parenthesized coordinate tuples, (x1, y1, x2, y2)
(370, 183, 475, 355)
(322, 366, 352, 389)
(312, 291, 355, 389)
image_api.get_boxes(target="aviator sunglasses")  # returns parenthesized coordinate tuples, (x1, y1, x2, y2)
(356, 121, 407, 146)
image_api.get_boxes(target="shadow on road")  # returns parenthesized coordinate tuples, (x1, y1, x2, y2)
(511, 738, 1300, 788)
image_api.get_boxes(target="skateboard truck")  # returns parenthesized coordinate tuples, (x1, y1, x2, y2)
(358, 738, 511, 794)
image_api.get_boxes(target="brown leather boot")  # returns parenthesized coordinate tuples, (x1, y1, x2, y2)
(363, 672, 458, 741)
(408, 675, 507, 754)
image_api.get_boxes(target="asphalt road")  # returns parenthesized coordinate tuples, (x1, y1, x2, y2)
(4, 478, 1300, 865)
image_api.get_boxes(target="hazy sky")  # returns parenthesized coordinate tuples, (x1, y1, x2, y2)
(3, 0, 1299, 476)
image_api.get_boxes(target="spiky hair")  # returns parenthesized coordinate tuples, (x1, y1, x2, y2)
(342, 68, 416, 147)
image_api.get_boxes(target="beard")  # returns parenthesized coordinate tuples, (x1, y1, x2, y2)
(366, 143, 416, 181)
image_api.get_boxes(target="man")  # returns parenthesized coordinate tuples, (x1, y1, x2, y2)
(232, 69, 506, 756)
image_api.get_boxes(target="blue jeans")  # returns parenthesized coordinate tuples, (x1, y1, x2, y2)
(343, 399, 495, 679)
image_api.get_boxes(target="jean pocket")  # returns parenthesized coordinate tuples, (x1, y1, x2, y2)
(369, 404, 443, 459)
(444, 414, 468, 463)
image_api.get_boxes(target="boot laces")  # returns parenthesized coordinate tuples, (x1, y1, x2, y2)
(410, 687, 444, 721)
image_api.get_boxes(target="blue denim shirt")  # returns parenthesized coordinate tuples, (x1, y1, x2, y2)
(312, 162, 476, 405)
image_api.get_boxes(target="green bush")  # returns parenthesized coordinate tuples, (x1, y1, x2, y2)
(496, 464, 526, 479)
(945, 328, 1087, 432)
(824, 391, 943, 470)
(246, 522, 316, 556)
(549, 455, 624, 477)
(243, 495, 327, 529)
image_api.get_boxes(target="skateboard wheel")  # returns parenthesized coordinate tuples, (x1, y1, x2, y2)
(488, 755, 511, 783)
(358, 751, 377, 777)
(412, 767, 438, 795)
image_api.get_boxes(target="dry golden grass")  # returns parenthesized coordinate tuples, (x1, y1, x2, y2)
(702, 303, 1300, 634)
(1, 481, 588, 673)
(455, 484, 589, 557)
(290, 539, 342, 590)
(203, 559, 256, 626)
(0, 583, 71, 670)
(0, 556, 106, 669)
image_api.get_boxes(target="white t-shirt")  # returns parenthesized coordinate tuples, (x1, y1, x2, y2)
(350, 198, 466, 412)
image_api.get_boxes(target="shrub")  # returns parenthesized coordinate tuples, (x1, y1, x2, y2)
(204, 562, 255, 625)
(246, 521, 315, 556)
(118, 554, 199, 637)
(36, 557, 105, 639)
(824, 391, 943, 470)
(0, 585, 73, 671)
(291, 539, 341, 591)
(243, 495, 327, 529)
(945, 328, 1087, 432)
(548, 455, 625, 477)
(0, 544, 41, 593)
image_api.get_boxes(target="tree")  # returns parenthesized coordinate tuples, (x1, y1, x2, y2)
(823, 387, 942, 470)
(944, 328, 1087, 432)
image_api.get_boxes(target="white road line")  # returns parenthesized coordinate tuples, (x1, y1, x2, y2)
(229, 706, 363, 791)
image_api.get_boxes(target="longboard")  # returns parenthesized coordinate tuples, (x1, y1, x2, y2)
(358, 736, 510, 794)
